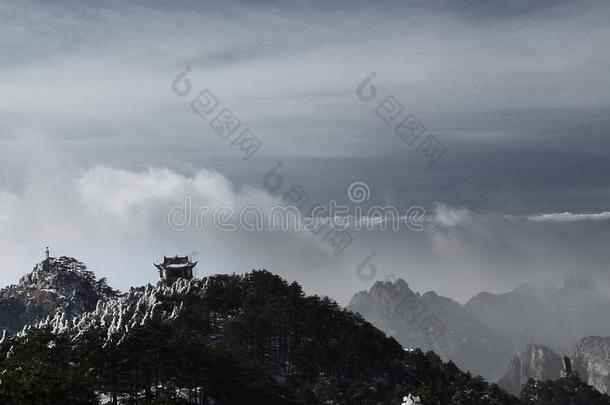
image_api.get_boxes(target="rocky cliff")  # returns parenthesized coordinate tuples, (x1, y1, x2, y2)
(498, 343, 565, 394)
(0, 256, 118, 333)
(572, 336, 610, 394)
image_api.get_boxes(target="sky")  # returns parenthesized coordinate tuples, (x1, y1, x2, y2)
(1, 0, 609, 304)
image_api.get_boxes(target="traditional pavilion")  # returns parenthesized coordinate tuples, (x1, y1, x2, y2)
(154, 255, 197, 283)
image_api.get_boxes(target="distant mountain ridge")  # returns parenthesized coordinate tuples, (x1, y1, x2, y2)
(348, 275, 610, 384)
(348, 279, 514, 381)
(463, 278, 610, 356)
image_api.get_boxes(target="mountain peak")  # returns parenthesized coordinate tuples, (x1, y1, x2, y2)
(0, 256, 118, 333)
(20, 256, 93, 288)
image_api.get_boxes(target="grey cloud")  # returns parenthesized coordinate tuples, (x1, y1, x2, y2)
(1, 0, 609, 305)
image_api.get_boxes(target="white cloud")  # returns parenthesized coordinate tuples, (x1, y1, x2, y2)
(78, 167, 236, 220)
(526, 211, 610, 223)
(433, 204, 475, 227)
(2, 161, 610, 304)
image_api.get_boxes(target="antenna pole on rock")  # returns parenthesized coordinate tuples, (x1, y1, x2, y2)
(43, 246, 50, 271)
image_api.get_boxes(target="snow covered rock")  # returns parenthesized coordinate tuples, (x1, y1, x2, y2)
(0, 256, 118, 333)
(402, 393, 422, 404)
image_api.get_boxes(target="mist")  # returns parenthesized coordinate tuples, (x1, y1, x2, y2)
(1, 0, 610, 305)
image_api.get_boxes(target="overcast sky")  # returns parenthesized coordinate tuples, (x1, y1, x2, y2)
(1, 0, 609, 304)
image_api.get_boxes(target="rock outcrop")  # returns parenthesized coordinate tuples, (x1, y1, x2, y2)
(0, 256, 118, 333)
(572, 336, 610, 394)
(499, 344, 564, 394)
